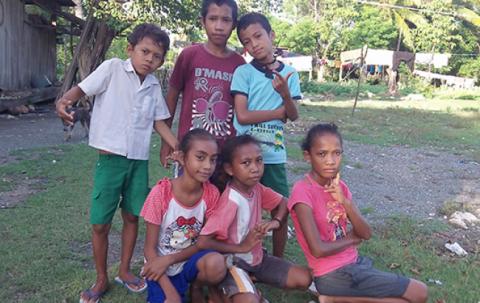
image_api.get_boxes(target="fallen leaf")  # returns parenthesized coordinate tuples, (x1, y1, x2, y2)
(389, 263, 401, 269)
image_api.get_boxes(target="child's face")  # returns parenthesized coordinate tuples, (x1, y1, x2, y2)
(201, 4, 235, 47)
(304, 134, 343, 186)
(181, 139, 218, 183)
(225, 143, 264, 192)
(239, 23, 274, 62)
(127, 36, 165, 80)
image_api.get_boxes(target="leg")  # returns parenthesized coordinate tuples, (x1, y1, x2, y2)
(260, 164, 290, 258)
(401, 279, 428, 303)
(284, 264, 312, 290)
(80, 223, 111, 303)
(196, 252, 227, 285)
(117, 209, 145, 291)
(319, 296, 409, 303)
(271, 207, 288, 258)
(231, 293, 259, 303)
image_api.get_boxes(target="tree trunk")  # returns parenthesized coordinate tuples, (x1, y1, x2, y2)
(57, 4, 116, 101)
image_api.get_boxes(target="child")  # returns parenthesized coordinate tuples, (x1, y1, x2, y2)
(231, 12, 301, 257)
(141, 128, 227, 303)
(288, 123, 429, 303)
(160, 0, 245, 177)
(197, 135, 311, 303)
(56, 24, 178, 303)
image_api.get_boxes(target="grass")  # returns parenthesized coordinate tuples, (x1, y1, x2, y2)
(296, 98, 480, 161)
(1, 98, 479, 302)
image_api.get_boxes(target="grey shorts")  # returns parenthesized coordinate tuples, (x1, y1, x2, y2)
(220, 251, 292, 297)
(314, 256, 410, 298)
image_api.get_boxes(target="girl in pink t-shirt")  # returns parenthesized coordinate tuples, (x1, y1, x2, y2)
(141, 129, 226, 303)
(197, 135, 311, 303)
(288, 123, 428, 303)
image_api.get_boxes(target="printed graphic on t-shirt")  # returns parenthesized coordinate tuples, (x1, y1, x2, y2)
(326, 200, 347, 241)
(191, 68, 234, 137)
(248, 123, 284, 153)
(160, 216, 201, 252)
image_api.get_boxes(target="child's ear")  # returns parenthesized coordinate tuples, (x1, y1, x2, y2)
(269, 30, 276, 42)
(126, 43, 134, 55)
(303, 150, 311, 163)
(223, 163, 234, 176)
(177, 151, 186, 167)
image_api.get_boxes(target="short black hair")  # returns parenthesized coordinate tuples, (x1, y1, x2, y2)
(180, 128, 217, 154)
(301, 123, 343, 151)
(237, 12, 271, 40)
(222, 135, 260, 164)
(127, 23, 170, 53)
(201, 0, 238, 23)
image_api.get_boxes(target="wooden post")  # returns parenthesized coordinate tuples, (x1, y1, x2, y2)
(352, 45, 367, 116)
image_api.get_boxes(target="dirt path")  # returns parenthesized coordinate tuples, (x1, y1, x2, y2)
(0, 103, 86, 162)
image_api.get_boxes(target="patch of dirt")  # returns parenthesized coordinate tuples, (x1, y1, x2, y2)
(0, 177, 48, 209)
(70, 232, 145, 270)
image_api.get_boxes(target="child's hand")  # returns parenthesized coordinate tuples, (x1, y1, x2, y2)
(160, 145, 172, 168)
(274, 106, 287, 122)
(142, 255, 172, 281)
(272, 71, 293, 100)
(324, 173, 347, 205)
(239, 228, 263, 253)
(346, 230, 363, 246)
(256, 219, 281, 235)
(56, 98, 75, 125)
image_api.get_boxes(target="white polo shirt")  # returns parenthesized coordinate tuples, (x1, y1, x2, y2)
(78, 58, 170, 160)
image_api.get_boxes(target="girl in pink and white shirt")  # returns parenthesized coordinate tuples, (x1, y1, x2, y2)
(141, 129, 226, 303)
(198, 135, 311, 303)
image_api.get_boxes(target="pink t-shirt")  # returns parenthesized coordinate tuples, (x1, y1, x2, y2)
(201, 183, 282, 266)
(288, 174, 358, 277)
(169, 44, 246, 146)
(140, 178, 220, 276)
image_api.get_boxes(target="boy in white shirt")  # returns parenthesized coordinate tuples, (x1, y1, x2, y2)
(56, 23, 178, 303)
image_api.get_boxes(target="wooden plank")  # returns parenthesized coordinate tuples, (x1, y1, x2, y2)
(29, 0, 85, 26)
(0, 87, 60, 112)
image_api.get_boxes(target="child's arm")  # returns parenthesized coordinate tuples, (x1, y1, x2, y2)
(234, 94, 286, 125)
(143, 222, 200, 281)
(197, 228, 262, 254)
(293, 203, 363, 258)
(160, 86, 181, 167)
(272, 71, 299, 121)
(154, 120, 179, 151)
(256, 198, 288, 235)
(324, 179, 372, 240)
(55, 86, 86, 125)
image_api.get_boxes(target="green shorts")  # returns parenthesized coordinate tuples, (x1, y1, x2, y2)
(260, 163, 289, 197)
(90, 154, 149, 224)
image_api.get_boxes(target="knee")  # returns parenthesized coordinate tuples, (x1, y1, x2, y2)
(201, 253, 226, 283)
(287, 266, 312, 289)
(406, 279, 428, 303)
(92, 224, 110, 235)
(122, 211, 139, 225)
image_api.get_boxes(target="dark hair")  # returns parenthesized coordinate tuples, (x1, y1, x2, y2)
(237, 12, 271, 40)
(127, 23, 170, 53)
(301, 123, 343, 151)
(222, 135, 260, 164)
(179, 128, 217, 154)
(201, 0, 238, 23)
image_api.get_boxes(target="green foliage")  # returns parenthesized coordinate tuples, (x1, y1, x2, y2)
(348, 6, 398, 49)
(458, 57, 480, 82)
